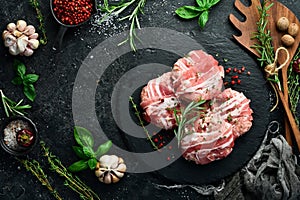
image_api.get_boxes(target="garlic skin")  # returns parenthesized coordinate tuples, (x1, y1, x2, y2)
(2, 20, 39, 56)
(95, 155, 127, 184)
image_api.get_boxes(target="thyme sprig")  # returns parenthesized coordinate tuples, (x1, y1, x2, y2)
(288, 47, 300, 126)
(29, 0, 47, 45)
(129, 96, 159, 150)
(100, 0, 147, 51)
(0, 89, 31, 117)
(40, 141, 101, 200)
(19, 159, 63, 200)
(174, 100, 206, 147)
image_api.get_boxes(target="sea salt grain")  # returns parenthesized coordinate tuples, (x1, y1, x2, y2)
(3, 120, 30, 150)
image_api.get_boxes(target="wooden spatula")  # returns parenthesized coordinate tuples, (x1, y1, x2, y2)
(229, 0, 300, 150)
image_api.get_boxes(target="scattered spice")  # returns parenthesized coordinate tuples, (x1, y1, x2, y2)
(17, 129, 35, 147)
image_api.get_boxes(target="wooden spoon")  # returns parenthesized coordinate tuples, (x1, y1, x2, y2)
(265, 0, 300, 146)
(229, 0, 300, 149)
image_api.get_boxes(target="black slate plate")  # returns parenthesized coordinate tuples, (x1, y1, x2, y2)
(95, 48, 270, 185)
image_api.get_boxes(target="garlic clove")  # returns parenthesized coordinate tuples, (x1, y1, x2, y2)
(4, 34, 16, 47)
(23, 47, 34, 56)
(112, 169, 125, 178)
(28, 39, 39, 49)
(2, 30, 10, 40)
(17, 35, 29, 53)
(104, 174, 112, 184)
(99, 155, 119, 169)
(7, 23, 16, 32)
(12, 30, 23, 38)
(115, 163, 127, 173)
(9, 43, 20, 55)
(111, 173, 120, 183)
(24, 25, 36, 36)
(29, 33, 39, 39)
(16, 20, 27, 32)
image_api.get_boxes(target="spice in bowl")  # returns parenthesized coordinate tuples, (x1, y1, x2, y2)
(1, 116, 38, 156)
(52, 0, 93, 25)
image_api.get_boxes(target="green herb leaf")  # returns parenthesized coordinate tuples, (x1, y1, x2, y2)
(23, 74, 39, 84)
(198, 10, 209, 28)
(74, 126, 94, 148)
(87, 158, 98, 170)
(24, 84, 36, 102)
(196, 0, 205, 8)
(68, 160, 89, 172)
(175, 6, 202, 19)
(12, 77, 23, 85)
(74, 127, 84, 147)
(208, 0, 221, 7)
(83, 146, 95, 158)
(72, 146, 89, 159)
(95, 140, 112, 158)
(14, 60, 26, 78)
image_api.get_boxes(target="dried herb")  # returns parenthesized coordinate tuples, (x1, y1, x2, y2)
(19, 159, 63, 200)
(99, 0, 147, 51)
(174, 100, 206, 146)
(288, 47, 300, 126)
(0, 89, 31, 117)
(175, 0, 221, 29)
(12, 60, 39, 102)
(40, 141, 101, 200)
(29, 0, 47, 45)
(68, 126, 112, 172)
(129, 96, 159, 150)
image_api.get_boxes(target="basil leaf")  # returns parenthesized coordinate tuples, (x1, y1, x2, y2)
(88, 158, 98, 170)
(12, 77, 23, 85)
(74, 126, 94, 148)
(23, 74, 39, 84)
(208, 0, 221, 7)
(68, 160, 89, 172)
(175, 6, 202, 19)
(95, 140, 112, 158)
(74, 127, 84, 147)
(23, 84, 36, 102)
(83, 146, 95, 158)
(198, 10, 209, 29)
(14, 60, 26, 78)
(196, 0, 205, 8)
(72, 146, 89, 159)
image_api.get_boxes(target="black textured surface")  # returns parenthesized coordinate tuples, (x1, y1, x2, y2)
(0, 0, 299, 199)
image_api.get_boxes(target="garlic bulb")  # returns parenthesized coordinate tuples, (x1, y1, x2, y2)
(2, 20, 39, 56)
(95, 155, 127, 184)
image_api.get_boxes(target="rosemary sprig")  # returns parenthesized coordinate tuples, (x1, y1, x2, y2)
(251, 1, 280, 85)
(174, 100, 206, 147)
(100, 0, 147, 51)
(0, 89, 31, 117)
(288, 47, 300, 126)
(40, 141, 101, 200)
(29, 0, 47, 45)
(129, 96, 159, 150)
(19, 159, 63, 200)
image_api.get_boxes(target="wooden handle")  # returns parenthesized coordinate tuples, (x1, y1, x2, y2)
(276, 85, 300, 150)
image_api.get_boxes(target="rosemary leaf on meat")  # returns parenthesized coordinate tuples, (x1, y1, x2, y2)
(99, 0, 147, 51)
(174, 100, 206, 147)
(129, 96, 159, 150)
(40, 141, 101, 200)
(288, 47, 300, 126)
(0, 89, 31, 117)
(29, 0, 47, 45)
(19, 159, 63, 200)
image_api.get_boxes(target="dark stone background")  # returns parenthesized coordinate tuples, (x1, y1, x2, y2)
(0, 0, 299, 199)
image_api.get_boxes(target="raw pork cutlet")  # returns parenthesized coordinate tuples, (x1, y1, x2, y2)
(181, 111, 235, 165)
(172, 50, 224, 102)
(140, 72, 180, 130)
(180, 88, 253, 165)
(210, 88, 253, 138)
